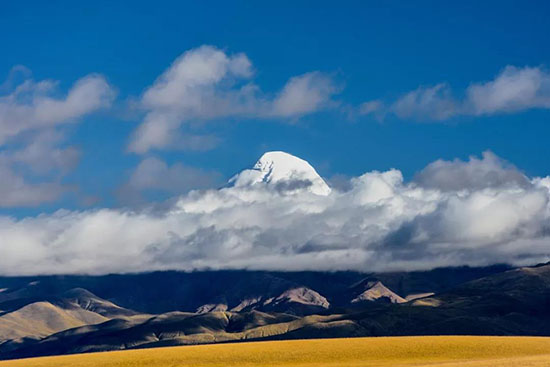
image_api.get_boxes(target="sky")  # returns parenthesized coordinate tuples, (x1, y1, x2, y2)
(1, 1, 550, 274)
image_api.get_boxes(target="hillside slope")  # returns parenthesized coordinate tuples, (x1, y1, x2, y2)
(0, 301, 107, 341)
(3, 263, 549, 360)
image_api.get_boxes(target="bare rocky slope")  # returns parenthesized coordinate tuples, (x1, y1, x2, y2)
(3, 263, 547, 360)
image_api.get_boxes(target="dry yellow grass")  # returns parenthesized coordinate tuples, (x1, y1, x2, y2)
(2, 336, 550, 367)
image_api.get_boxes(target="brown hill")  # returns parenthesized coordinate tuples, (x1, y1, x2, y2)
(350, 280, 406, 304)
(4, 263, 548, 360)
(0, 301, 107, 341)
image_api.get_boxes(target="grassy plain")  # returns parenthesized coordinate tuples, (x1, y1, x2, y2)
(2, 336, 550, 367)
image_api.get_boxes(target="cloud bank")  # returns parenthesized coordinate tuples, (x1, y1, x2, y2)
(1, 151, 549, 275)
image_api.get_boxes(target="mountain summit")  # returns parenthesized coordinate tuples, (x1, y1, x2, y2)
(229, 151, 331, 196)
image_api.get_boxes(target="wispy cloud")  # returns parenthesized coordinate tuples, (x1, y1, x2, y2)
(0, 71, 115, 144)
(465, 65, 550, 115)
(270, 71, 339, 118)
(358, 100, 384, 116)
(0, 69, 115, 207)
(359, 65, 550, 121)
(392, 83, 458, 121)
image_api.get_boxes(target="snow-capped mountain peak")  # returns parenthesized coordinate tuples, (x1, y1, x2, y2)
(228, 151, 331, 195)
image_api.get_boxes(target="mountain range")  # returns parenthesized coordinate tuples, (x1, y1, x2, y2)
(1, 152, 550, 360)
(4, 262, 550, 360)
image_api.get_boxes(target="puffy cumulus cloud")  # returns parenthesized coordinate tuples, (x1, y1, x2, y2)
(1, 151, 550, 275)
(0, 70, 114, 207)
(373, 65, 550, 121)
(414, 151, 529, 191)
(129, 45, 339, 153)
(140, 46, 254, 116)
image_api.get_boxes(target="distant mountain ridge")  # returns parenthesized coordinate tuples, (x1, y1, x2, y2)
(349, 280, 406, 304)
(0, 265, 509, 315)
(2, 263, 544, 360)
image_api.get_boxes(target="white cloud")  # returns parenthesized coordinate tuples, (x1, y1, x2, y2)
(466, 65, 550, 115)
(10, 130, 80, 174)
(140, 45, 254, 116)
(0, 160, 69, 208)
(358, 100, 383, 116)
(392, 83, 457, 121)
(0, 73, 115, 144)
(129, 45, 339, 153)
(414, 151, 529, 191)
(1, 151, 549, 275)
(0, 132, 79, 207)
(381, 66, 550, 121)
(0, 70, 115, 207)
(270, 72, 339, 118)
(128, 113, 221, 153)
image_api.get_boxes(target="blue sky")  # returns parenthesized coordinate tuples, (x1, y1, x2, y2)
(1, 0, 550, 216)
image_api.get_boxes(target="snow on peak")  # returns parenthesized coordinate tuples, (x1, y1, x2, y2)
(229, 151, 331, 195)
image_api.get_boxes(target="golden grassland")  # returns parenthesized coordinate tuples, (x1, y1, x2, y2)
(2, 336, 550, 367)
